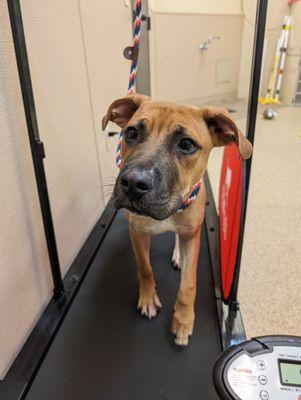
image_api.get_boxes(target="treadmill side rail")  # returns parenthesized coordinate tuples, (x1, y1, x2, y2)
(204, 173, 247, 351)
(0, 379, 27, 400)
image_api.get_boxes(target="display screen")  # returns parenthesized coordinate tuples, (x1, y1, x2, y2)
(279, 360, 301, 387)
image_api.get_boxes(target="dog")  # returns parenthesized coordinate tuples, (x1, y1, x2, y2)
(102, 95, 252, 346)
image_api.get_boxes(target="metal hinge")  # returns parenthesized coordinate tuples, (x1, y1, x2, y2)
(141, 14, 151, 31)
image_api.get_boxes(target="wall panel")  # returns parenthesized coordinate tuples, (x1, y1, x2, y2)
(149, 12, 243, 103)
(21, 1, 103, 274)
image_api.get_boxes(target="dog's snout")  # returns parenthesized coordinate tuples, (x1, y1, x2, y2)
(120, 167, 155, 196)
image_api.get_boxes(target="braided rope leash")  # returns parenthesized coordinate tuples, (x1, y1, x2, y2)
(128, 0, 142, 95)
(115, 130, 124, 167)
(116, 0, 142, 167)
(116, 0, 202, 212)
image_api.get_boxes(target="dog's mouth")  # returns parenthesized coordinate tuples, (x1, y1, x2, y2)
(125, 205, 149, 217)
(113, 193, 182, 221)
(112, 159, 182, 220)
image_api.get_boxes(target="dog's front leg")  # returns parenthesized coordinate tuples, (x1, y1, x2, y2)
(129, 226, 162, 319)
(172, 228, 201, 346)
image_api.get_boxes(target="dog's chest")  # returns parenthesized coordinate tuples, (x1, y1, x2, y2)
(127, 212, 177, 235)
(143, 218, 175, 235)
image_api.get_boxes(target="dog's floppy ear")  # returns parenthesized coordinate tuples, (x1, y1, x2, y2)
(201, 106, 252, 160)
(102, 94, 150, 130)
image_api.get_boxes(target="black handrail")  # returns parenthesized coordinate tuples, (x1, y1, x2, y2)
(228, 0, 268, 308)
(7, 0, 64, 297)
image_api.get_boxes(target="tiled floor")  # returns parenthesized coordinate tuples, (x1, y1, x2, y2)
(207, 105, 301, 338)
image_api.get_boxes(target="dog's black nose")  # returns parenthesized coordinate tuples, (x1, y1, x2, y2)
(120, 167, 154, 196)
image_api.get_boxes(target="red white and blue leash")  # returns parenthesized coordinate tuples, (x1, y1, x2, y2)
(116, 0, 202, 212)
(116, 0, 142, 167)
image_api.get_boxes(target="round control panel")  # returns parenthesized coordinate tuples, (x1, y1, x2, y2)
(213, 336, 301, 400)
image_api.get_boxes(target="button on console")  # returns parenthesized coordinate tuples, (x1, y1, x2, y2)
(259, 390, 269, 400)
(256, 360, 266, 370)
(258, 375, 268, 385)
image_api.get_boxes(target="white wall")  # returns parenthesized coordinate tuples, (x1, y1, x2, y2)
(78, 0, 133, 203)
(149, 0, 242, 15)
(22, 1, 104, 276)
(0, 0, 131, 378)
(148, 4, 244, 104)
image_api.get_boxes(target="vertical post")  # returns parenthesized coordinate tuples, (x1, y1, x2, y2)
(229, 0, 268, 308)
(7, 0, 64, 297)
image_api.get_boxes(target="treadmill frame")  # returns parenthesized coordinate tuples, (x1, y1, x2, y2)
(0, 0, 268, 398)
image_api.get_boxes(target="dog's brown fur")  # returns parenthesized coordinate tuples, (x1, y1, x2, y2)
(103, 95, 252, 346)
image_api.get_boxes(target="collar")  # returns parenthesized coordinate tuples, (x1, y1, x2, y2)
(177, 179, 203, 213)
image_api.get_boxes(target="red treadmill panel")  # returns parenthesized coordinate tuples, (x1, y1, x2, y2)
(219, 144, 243, 301)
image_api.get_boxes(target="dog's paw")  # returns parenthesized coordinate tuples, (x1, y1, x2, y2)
(138, 291, 162, 320)
(171, 313, 194, 346)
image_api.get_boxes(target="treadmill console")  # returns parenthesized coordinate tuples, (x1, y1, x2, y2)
(213, 336, 301, 400)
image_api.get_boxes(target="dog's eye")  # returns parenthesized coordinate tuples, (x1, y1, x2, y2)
(124, 127, 139, 144)
(177, 138, 197, 154)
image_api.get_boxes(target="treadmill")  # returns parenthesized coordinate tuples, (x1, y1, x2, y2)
(0, 1, 268, 399)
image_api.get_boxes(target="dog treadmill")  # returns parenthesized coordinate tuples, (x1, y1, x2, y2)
(25, 210, 221, 400)
(0, 1, 268, 399)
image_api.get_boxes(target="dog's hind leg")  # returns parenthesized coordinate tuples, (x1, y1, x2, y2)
(129, 226, 162, 319)
(171, 234, 181, 270)
(172, 228, 201, 346)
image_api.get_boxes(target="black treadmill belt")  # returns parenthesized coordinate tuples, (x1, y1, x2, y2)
(26, 212, 221, 400)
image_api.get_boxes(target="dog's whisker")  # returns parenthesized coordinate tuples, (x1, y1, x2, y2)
(103, 185, 114, 191)
(103, 183, 115, 188)
(103, 181, 117, 186)
(103, 176, 117, 182)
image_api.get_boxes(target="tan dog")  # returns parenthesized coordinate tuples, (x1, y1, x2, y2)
(102, 95, 252, 346)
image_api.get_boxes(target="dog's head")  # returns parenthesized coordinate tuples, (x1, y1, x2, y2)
(103, 95, 252, 220)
